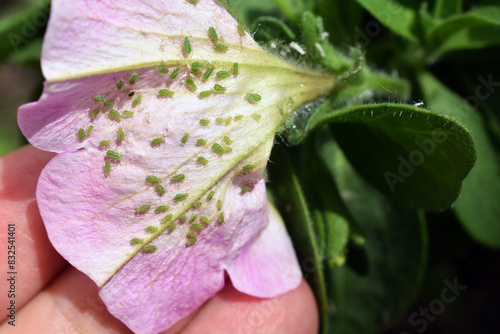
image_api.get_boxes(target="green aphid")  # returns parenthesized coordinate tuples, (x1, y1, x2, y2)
(186, 238, 197, 246)
(234, 115, 244, 121)
(187, 231, 197, 238)
(103, 100, 115, 107)
(87, 125, 93, 136)
(199, 90, 212, 98)
(193, 201, 202, 208)
(196, 139, 207, 146)
(219, 212, 225, 224)
(207, 191, 215, 201)
(129, 73, 138, 84)
(143, 245, 157, 252)
(200, 216, 209, 224)
(224, 146, 233, 153)
(223, 136, 232, 145)
(116, 80, 124, 90)
(238, 23, 245, 36)
(151, 137, 164, 145)
(241, 186, 250, 194)
(146, 175, 161, 183)
(100, 140, 110, 147)
(105, 162, 111, 176)
(171, 174, 185, 182)
(197, 156, 208, 164)
(247, 93, 262, 102)
(215, 43, 228, 50)
(242, 164, 255, 171)
(180, 214, 188, 222)
(208, 27, 219, 41)
(192, 223, 203, 230)
(190, 214, 198, 222)
(136, 204, 151, 213)
(155, 205, 170, 212)
(225, 117, 232, 125)
(159, 89, 174, 96)
(94, 95, 105, 102)
(109, 109, 122, 120)
(174, 193, 188, 201)
(233, 63, 239, 75)
(146, 226, 158, 232)
(252, 113, 261, 121)
(203, 67, 214, 80)
(186, 78, 197, 91)
(216, 117, 225, 124)
(156, 67, 169, 73)
(162, 213, 174, 223)
(170, 67, 181, 79)
(199, 119, 210, 126)
(78, 129, 86, 141)
(118, 127, 124, 141)
(214, 84, 226, 92)
(184, 37, 192, 54)
(123, 110, 134, 116)
(132, 94, 142, 106)
(106, 150, 122, 159)
(168, 223, 177, 233)
(91, 109, 100, 119)
(155, 183, 166, 195)
(191, 62, 203, 69)
(181, 133, 189, 144)
(212, 143, 224, 154)
(216, 70, 229, 78)
(217, 199, 222, 210)
(131, 238, 143, 244)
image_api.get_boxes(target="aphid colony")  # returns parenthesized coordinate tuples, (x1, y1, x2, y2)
(76, 24, 261, 251)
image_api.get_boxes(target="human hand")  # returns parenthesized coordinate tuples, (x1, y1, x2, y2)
(0, 145, 318, 333)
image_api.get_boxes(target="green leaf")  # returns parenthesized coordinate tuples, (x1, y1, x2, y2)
(427, 6, 500, 53)
(319, 138, 428, 334)
(268, 145, 329, 334)
(0, 0, 50, 63)
(417, 71, 500, 248)
(433, 0, 462, 19)
(353, 0, 420, 42)
(318, 103, 476, 210)
(431, 26, 500, 58)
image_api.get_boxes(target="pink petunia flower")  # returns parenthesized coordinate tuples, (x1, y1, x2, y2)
(18, 0, 335, 333)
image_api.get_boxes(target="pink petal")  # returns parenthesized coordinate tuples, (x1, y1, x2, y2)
(226, 203, 302, 298)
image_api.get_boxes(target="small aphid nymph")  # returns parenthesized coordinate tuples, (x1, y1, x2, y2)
(136, 204, 151, 213)
(207, 191, 215, 201)
(238, 23, 245, 36)
(106, 150, 122, 159)
(181, 133, 189, 143)
(118, 128, 124, 141)
(146, 226, 158, 233)
(168, 223, 177, 233)
(200, 216, 209, 224)
(199, 119, 210, 126)
(252, 113, 262, 121)
(170, 67, 181, 79)
(158, 89, 174, 97)
(196, 139, 207, 146)
(162, 214, 174, 223)
(187, 231, 198, 238)
(116, 80, 124, 90)
(217, 199, 222, 210)
(94, 95, 105, 102)
(174, 193, 188, 201)
(186, 78, 197, 91)
(100, 140, 110, 147)
(247, 93, 262, 102)
(129, 73, 138, 84)
(156, 67, 169, 73)
(180, 214, 188, 222)
(193, 201, 202, 208)
(192, 223, 203, 230)
(197, 156, 209, 164)
(214, 84, 226, 92)
(91, 109, 100, 119)
(171, 174, 185, 182)
(184, 37, 192, 54)
(223, 136, 232, 145)
(212, 143, 224, 154)
(199, 90, 212, 98)
(151, 137, 164, 145)
(132, 95, 142, 106)
(203, 67, 214, 80)
(190, 214, 198, 222)
(143, 245, 157, 252)
(241, 186, 250, 194)
(208, 27, 219, 41)
(233, 63, 239, 74)
(123, 110, 134, 116)
(186, 238, 197, 246)
(103, 100, 115, 107)
(155, 183, 166, 195)
(219, 212, 225, 224)
(87, 126, 93, 136)
(105, 162, 111, 176)
(78, 128, 86, 141)
(155, 205, 170, 212)
(215, 43, 228, 51)
(216, 70, 229, 78)
(242, 164, 255, 171)
(131, 238, 143, 244)
(109, 109, 122, 120)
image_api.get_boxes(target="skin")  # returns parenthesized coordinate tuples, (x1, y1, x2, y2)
(0, 145, 318, 334)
